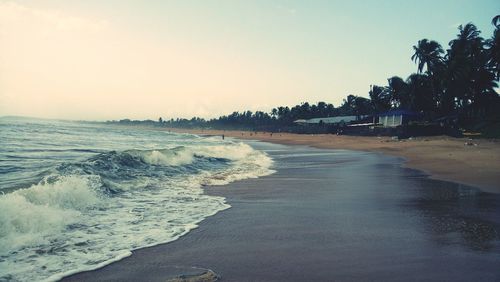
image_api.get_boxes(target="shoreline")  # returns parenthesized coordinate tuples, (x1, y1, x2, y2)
(165, 128, 500, 194)
(63, 140, 500, 281)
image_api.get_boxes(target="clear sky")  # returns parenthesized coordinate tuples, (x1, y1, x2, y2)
(0, 0, 498, 120)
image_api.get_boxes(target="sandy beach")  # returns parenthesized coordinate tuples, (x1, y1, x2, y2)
(167, 129, 500, 194)
(64, 141, 500, 281)
(4, 2, 499, 281)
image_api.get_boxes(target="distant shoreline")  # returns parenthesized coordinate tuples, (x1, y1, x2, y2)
(163, 128, 500, 194)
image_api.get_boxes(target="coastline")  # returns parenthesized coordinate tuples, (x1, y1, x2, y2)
(64, 140, 500, 281)
(166, 128, 500, 194)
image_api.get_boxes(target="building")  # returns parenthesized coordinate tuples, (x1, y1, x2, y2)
(294, 115, 367, 126)
(378, 110, 420, 127)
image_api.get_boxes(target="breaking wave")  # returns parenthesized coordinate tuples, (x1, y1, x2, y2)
(0, 140, 274, 282)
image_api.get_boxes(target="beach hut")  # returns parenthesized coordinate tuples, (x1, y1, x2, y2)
(378, 110, 420, 127)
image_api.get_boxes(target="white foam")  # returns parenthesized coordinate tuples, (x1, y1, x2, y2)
(199, 142, 275, 185)
(0, 175, 101, 254)
(0, 140, 274, 282)
(16, 175, 102, 210)
(138, 149, 194, 166)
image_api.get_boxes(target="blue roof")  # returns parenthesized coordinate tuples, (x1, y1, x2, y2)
(378, 109, 420, 117)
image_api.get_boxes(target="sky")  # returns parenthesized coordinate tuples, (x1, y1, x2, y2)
(0, 0, 498, 120)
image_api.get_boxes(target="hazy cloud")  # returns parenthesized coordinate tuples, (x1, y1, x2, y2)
(0, 2, 109, 35)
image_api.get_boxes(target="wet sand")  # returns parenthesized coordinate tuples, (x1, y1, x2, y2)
(64, 141, 500, 281)
(168, 129, 500, 194)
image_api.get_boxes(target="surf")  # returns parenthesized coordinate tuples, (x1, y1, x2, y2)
(0, 119, 275, 281)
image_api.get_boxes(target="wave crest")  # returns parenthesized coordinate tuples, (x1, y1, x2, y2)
(17, 175, 102, 210)
(0, 140, 274, 281)
(0, 175, 102, 254)
(131, 148, 195, 166)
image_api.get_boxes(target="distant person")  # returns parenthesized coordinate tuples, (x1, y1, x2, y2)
(222, 134, 224, 140)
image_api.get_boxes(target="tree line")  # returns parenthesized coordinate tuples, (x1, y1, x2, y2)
(111, 17, 499, 134)
(369, 17, 499, 124)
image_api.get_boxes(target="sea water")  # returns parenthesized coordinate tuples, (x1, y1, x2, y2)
(0, 117, 274, 281)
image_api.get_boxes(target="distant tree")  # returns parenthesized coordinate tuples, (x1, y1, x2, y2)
(338, 95, 356, 115)
(353, 96, 373, 117)
(271, 108, 278, 119)
(326, 103, 336, 116)
(338, 95, 372, 117)
(316, 101, 327, 116)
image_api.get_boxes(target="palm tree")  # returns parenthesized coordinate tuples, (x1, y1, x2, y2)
(486, 16, 500, 79)
(406, 73, 435, 115)
(493, 15, 500, 28)
(316, 101, 327, 116)
(369, 85, 391, 113)
(447, 23, 483, 109)
(445, 22, 499, 120)
(296, 102, 309, 118)
(454, 23, 481, 43)
(338, 95, 356, 116)
(469, 66, 498, 118)
(353, 96, 373, 117)
(271, 108, 278, 119)
(411, 39, 444, 74)
(387, 76, 409, 108)
(326, 103, 336, 117)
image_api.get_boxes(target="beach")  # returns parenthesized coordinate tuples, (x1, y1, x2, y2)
(4, 1, 499, 281)
(168, 129, 500, 194)
(64, 140, 500, 281)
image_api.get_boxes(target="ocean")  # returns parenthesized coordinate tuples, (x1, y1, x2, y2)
(0, 117, 274, 281)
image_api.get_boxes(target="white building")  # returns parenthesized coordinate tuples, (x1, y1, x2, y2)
(378, 110, 420, 127)
(294, 115, 367, 125)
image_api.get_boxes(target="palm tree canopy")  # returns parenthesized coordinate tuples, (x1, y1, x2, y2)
(486, 16, 500, 79)
(369, 85, 391, 112)
(387, 76, 410, 108)
(411, 39, 444, 74)
(448, 23, 484, 59)
(492, 15, 500, 29)
(457, 23, 481, 42)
